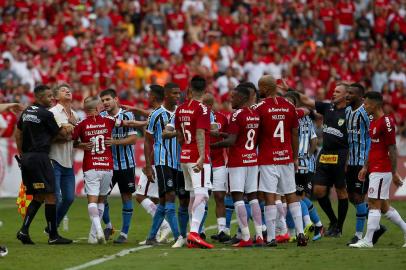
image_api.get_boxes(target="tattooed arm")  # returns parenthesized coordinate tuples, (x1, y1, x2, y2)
(194, 128, 205, 172)
(388, 144, 403, 187)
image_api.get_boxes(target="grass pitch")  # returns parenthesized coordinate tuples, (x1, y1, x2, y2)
(0, 197, 405, 270)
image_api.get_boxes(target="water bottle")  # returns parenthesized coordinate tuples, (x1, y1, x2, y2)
(63, 216, 69, 231)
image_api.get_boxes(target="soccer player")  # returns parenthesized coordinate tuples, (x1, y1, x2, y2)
(350, 91, 406, 248)
(202, 93, 230, 242)
(255, 75, 307, 247)
(16, 85, 72, 245)
(135, 85, 172, 243)
(285, 91, 323, 241)
(99, 89, 137, 243)
(299, 83, 349, 237)
(144, 83, 187, 248)
(211, 86, 263, 247)
(174, 76, 214, 249)
(72, 96, 135, 244)
(345, 83, 387, 245)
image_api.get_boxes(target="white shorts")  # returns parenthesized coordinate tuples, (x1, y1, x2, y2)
(83, 169, 113, 196)
(212, 166, 227, 192)
(135, 168, 159, 199)
(259, 164, 296, 195)
(181, 163, 212, 191)
(368, 172, 391, 200)
(228, 166, 258, 194)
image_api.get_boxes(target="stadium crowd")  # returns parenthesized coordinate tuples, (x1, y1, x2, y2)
(0, 0, 406, 137)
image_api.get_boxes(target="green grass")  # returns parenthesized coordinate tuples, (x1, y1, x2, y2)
(1, 197, 405, 270)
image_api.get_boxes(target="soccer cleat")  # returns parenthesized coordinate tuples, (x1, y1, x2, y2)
(0, 245, 8, 257)
(200, 232, 206, 240)
(232, 239, 253, 248)
(187, 232, 214, 249)
(313, 225, 324, 241)
(96, 229, 106, 244)
(48, 235, 73, 245)
(103, 227, 114, 241)
(297, 233, 308, 247)
(328, 227, 342, 238)
(218, 231, 231, 243)
(224, 234, 240, 245)
(157, 225, 172, 243)
(172, 236, 186, 248)
(288, 236, 297, 243)
(17, 230, 35, 245)
(276, 233, 290, 243)
(372, 224, 387, 245)
(88, 233, 98, 244)
(325, 223, 338, 237)
(113, 234, 128, 244)
(266, 239, 277, 247)
(211, 234, 219, 240)
(145, 238, 159, 246)
(304, 224, 315, 239)
(349, 239, 373, 248)
(254, 236, 265, 247)
(347, 235, 360, 246)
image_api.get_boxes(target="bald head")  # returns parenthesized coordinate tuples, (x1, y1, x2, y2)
(84, 96, 101, 112)
(258, 75, 277, 98)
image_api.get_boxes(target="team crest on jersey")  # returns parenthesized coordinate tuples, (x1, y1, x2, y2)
(338, 119, 345, 126)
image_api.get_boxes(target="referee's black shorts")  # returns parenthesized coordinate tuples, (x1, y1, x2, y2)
(111, 167, 136, 194)
(346, 165, 369, 195)
(21, 152, 55, 195)
(313, 149, 347, 189)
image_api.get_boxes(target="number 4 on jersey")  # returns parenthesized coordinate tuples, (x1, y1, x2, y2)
(273, 121, 284, 143)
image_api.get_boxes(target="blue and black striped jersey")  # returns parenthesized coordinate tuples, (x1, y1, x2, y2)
(345, 105, 371, 166)
(298, 115, 317, 174)
(147, 106, 179, 170)
(100, 109, 137, 170)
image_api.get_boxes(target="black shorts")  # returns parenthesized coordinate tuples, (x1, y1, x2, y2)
(111, 167, 136, 194)
(21, 152, 55, 195)
(155, 165, 178, 198)
(176, 170, 190, 199)
(295, 173, 313, 196)
(313, 150, 347, 189)
(346, 165, 369, 195)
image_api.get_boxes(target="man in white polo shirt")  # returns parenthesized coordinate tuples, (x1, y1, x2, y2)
(48, 83, 78, 230)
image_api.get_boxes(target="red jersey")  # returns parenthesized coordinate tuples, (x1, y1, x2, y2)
(73, 115, 121, 172)
(210, 111, 228, 168)
(319, 7, 336, 34)
(368, 115, 396, 173)
(0, 111, 17, 138)
(175, 99, 210, 163)
(171, 63, 189, 91)
(227, 107, 259, 168)
(337, 1, 355, 26)
(255, 97, 299, 165)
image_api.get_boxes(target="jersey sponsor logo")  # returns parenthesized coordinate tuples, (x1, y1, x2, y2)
(268, 108, 289, 113)
(384, 117, 392, 132)
(86, 123, 106, 129)
(179, 109, 194, 114)
(33, 182, 45, 189)
(22, 114, 40, 123)
(319, 154, 338, 164)
(199, 103, 208, 115)
(322, 125, 344, 137)
(338, 118, 345, 126)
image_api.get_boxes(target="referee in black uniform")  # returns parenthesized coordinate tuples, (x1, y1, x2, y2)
(15, 85, 72, 245)
(300, 83, 349, 237)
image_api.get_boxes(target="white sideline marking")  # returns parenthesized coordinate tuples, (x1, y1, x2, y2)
(65, 219, 237, 270)
(65, 246, 151, 270)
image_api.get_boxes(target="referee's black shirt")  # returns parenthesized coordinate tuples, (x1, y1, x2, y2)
(17, 103, 60, 153)
(315, 102, 348, 151)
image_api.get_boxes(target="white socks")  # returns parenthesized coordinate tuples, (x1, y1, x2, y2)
(289, 202, 304, 235)
(385, 207, 406, 234)
(364, 209, 381, 243)
(217, 217, 226, 234)
(235, 200, 250, 241)
(88, 203, 102, 235)
(141, 198, 157, 217)
(249, 199, 263, 238)
(265, 205, 277, 242)
(190, 195, 207, 233)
